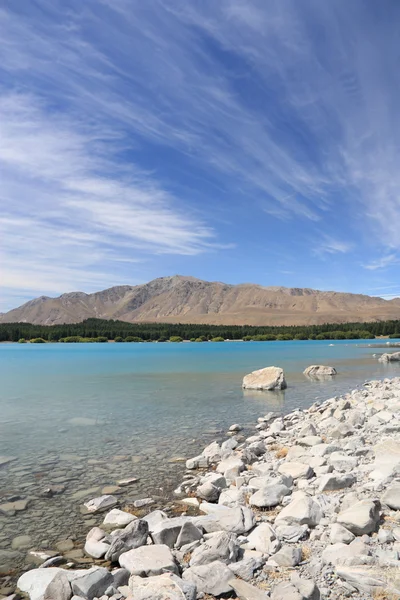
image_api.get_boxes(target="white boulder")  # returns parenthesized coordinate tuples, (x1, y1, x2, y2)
(242, 366, 287, 390)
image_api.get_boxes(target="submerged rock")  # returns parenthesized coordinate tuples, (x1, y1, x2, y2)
(303, 365, 337, 377)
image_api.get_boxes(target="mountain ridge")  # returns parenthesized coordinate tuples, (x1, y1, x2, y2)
(1, 275, 400, 326)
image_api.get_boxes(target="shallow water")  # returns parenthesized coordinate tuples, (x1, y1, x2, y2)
(0, 339, 399, 560)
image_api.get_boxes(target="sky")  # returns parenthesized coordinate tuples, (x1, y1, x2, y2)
(1, 0, 400, 311)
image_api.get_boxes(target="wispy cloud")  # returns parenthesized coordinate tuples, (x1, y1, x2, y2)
(363, 254, 399, 271)
(313, 236, 353, 256)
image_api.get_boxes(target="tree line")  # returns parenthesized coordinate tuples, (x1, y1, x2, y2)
(0, 317, 399, 342)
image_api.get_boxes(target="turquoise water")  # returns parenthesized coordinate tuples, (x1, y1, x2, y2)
(0, 339, 399, 552)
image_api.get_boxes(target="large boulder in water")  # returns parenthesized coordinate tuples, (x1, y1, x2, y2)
(303, 365, 337, 377)
(242, 366, 287, 391)
(379, 352, 400, 362)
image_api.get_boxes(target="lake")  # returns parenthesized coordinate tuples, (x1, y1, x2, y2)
(0, 339, 399, 558)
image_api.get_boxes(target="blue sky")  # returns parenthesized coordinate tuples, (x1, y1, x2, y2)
(1, 0, 400, 311)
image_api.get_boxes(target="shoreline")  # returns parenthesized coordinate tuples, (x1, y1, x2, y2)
(5, 375, 400, 599)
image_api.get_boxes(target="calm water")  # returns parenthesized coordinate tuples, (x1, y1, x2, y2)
(0, 339, 399, 555)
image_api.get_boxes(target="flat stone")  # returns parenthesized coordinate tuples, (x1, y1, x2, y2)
(271, 582, 303, 600)
(70, 487, 100, 501)
(103, 509, 137, 528)
(128, 573, 196, 600)
(101, 485, 121, 495)
(335, 565, 388, 595)
(11, 535, 32, 550)
(0, 549, 21, 575)
(275, 525, 308, 543)
(0, 499, 30, 516)
(84, 495, 118, 513)
(328, 452, 358, 472)
(290, 574, 320, 600)
(228, 578, 269, 599)
(55, 539, 74, 552)
(337, 499, 380, 536)
(190, 532, 239, 566)
(318, 473, 356, 492)
(119, 544, 178, 576)
(278, 462, 313, 480)
(303, 365, 337, 378)
(182, 560, 233, 596)
(270, 546, 302, 567)
(133, 497, 154, 508)
(117, 477, 139, 486)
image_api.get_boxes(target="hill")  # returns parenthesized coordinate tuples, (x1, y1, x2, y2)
(1, 275, 400, 326)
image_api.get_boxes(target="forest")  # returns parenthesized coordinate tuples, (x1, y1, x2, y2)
(0, 318, 400, 342)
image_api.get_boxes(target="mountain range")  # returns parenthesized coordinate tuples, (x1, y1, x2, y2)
(1, 275, 400, 326)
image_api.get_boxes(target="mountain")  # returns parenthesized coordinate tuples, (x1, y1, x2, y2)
(1, 275, 400, 326)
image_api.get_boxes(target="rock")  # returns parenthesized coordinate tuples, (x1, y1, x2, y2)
(335, 565, 388, 595)
(105, 519, 149, 561)
(329, 523, 355, 544)
(142, 510, 168, 532)
(328, 452, 358, 472)
(55, 539, 74, 552)
(247, 523, 281, 554)
(228, 578, 269, 599)
(270, 546, 302, 567)
(278, 462, 313, 480)
(299, 423, 318, 437)
(112, 567, 130, 588)
(182, 560, 233, 596)
(117, 477, 139, 486)
(297, 436, 323, 447)
(379, 352, 400, 362)
(228, 556, 263, 581)
(103, 509, 137, 528)
(84, 495, 118, 513)
(330, 423, 354, 439)
(275, 492, 323, 527)
(249, 484, 291, 508)
(382, 483, 400, 510)
(303, 365, 337, 377)
(318, 473, 356, 492)
(322, 539, 370, 565)
(11, 535, 32, 550)
(196, 481, 220, 502)
(216, 506, 255, 534)
(370, 438, 400, 485)
(0, 549, 21, 575)
(218, 487, 247, 507)
(216, 457, 244, 480)
(84, 538, 110, 559)
(151, 517, 187, 548)
(17, 568, 72, 600)
(0, 499, 30, 516)
(271, 582, 303, 600)
(337, 499, 380, 535)
(290, 574, 320, 600)
(133, 497, 154, 508)
(190, 532, 239, 566)
(119, 544, 178, 576)
(71, 567, 113, 600)
(275, 525, 308, 543)
(242, 366, 287, 390)
(229, 424, 242, 432)
(128, 573, 196, 600)
(176, 522, 203, 548)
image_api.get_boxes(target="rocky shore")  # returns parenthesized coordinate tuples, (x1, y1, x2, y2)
(4, 376, 400, 599)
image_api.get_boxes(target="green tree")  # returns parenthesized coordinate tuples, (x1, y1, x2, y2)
(114, 336, 124, 342)
(125, 336, 143, 342)
(18, 338, 27, 343)
(211, 336, 225, 342)
(30, 338, 46, 343)
(169, 336, 183, 342)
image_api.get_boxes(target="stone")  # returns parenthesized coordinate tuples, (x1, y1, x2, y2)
(151, 517, 186, 548)
(105, 519, 149, 562)
(0, 499, 30, 516)
(0, 549, 21, 575)
(329, 523, 355, 544)
(103, 509, 137, 528)
(247, 523, 281, 555)
(182, 560, 233, 596)
(197, 481, 220, 502)
(190, 532, 239, 566)
(55, 539, 74, 552)
(275, 525, 308, 543)
(216, 457, 244, 480)
(119, 544, 178, 576)
(202, 441, 221, 461)
(242, 366, 287, 390)
(84, 495, 118, 513)
(335, 565, 388, 595)
(370, 438, 400, 484)
(216, 506, 255, 534)
(176, 522, 203, 548)
(218, 487, 247, 507)
(330, 423, 354, 439)
(271, 582, 303, 600)
(321, 540, 370, 565)
(379, 352, 400, 362)
(328, 452, 358, 472)
(117, 477, 139, 486)
(249, 484, 291, 508)
(318, 473, 356, 492)
(142, 510, 168, 532)
(128, 573, 196, 600)
(297, 436, 323, 447)
(278, 462, 313, 480)
(133, 497, 153, 508)
(290, 574, 320, 600)
(337, 499, 380, 535)
(299, 423, 318, 437)
(228, 578, 269, 600)
(275, 492, 323, 527)
(382, 483, 400, 510)
(303, 365, 337, 377)
(18, 568, 72, 600)
(270, 546, 302, 567)
(11, 535, 32, 550)
(71, 567, 113, 600)
(228, 556, 264, 581)
(229, 423, 242, 432)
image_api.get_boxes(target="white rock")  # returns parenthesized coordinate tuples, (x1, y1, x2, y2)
(128, 573, 196, 600)
(17, 569, 72, 600)
(182, 560, 233, 596)
(247, 523, 281, 555)
(119, 544, 178, 576)
(275, 492, 323, 527)
(84, 495, 118, 513)
(337, 499, 380, 536)
(303, 365, 337, 377)
(190, 532, 239, 566)
(249, 484, 291, 508)
(103, 509, 137, 528)
(318, 473, 355, 492)
(242, 366, 287, 390)
(329, 523, 355, 544)
(382, 483, 400, 510)
(278, 462, 313, 480)
(228, 578, 269, 599)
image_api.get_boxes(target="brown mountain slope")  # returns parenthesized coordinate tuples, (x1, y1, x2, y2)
(1, 275, 400, 326)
